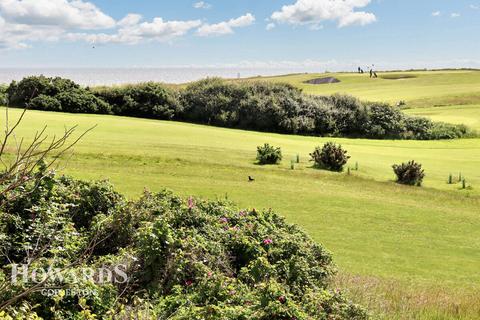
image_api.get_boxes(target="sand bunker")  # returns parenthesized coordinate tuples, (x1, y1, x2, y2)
(304, 77, 341, 84)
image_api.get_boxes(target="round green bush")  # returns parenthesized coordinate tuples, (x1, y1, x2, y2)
(256, 143, 283, 164)
(310, 142, 350, 172)
(392, 160, 425, 186)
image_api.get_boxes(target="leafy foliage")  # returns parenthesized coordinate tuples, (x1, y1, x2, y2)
(392, 160, 426, 186)
(28, 94, 62, 111)
(6, 76, 472, 140)
(256, 143, 283, 165)
(0, 84, 7, 105)
(55, 88, 112, 114)
(0, 172, 367, 319)
(7, 76, 79, 107)
(92, 82, 182, 120)
(310, 142, 350, 172)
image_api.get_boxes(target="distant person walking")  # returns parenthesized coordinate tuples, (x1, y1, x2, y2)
(369, 64, 378, 78)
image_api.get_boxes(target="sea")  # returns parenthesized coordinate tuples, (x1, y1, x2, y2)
(0, 68, 317, 86)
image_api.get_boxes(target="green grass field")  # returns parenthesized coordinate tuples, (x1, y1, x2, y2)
(3, 70, 480, 319)
(259, 69, 480, 107)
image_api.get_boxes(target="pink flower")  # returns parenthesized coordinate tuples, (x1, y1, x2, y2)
(207, 272, 213, 278)
(263, 238, 273, 245)
(187, 197, 195, 209)
(278, 296, 286, 304)
(185, 280, 193, 286)
(239, 210, 247, 216)
(219, 217, 228, 224)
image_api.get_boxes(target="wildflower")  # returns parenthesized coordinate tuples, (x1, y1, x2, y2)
(185, 280, 193, 286)
(278, 296, 286, 304)
(263, 238, 273, 245)
(219, 217, 228, 224)
(187, 197, 195, 209)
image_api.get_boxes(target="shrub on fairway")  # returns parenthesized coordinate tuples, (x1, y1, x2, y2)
(0, 172, 368, 319)
(310, 142, 350, 172)
(392, 160, 425, 186)
(256, 143, 283, 164)
(28, 94, 62, 111)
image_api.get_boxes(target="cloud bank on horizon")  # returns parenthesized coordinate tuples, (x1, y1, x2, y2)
(0, 0, 379, 50)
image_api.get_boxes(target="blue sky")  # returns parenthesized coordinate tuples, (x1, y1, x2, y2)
(0, 0, 479, 70)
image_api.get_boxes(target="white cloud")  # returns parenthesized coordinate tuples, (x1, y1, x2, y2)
(470, 4, 479, 10)
(0, 0, 115, 29)
(193, 1, 211, 9)
(0, 2, 202, 49)
(197, 13, 255, 37)
(266, 23, 275, 31)
(271, 0, 376, 28)
(432, 11, 441, 17)
(117, 13, 142, 27)
(451, 12, 461, 18)
(68, 16, 202, 44)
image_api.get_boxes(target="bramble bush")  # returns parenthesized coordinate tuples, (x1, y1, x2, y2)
(0, 171, 368, 319)
(256, 143, 283, 164)
(310, 142, 350, 172)
(392, 160, 425, 186)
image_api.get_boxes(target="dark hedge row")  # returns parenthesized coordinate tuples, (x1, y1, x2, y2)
(4, 76, 472, 140)
(0, 171, 368, 319)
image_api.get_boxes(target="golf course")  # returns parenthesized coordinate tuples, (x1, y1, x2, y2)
(3, 69, 479, 319)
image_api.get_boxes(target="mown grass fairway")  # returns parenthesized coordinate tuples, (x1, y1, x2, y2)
(3, 70, 480, 319)
(6, 107, 479, 277)
(405, 104, 480, 131)
(260, 70, 480, 107)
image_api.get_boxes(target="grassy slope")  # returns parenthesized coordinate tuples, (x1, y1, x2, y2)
(7, 108, 480, 289)
(259, 70, 480, 107)
(5, 70, 480, 318)
(405, 104, 480, 131)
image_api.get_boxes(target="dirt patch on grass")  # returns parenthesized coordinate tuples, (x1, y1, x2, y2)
(304, 77, 341, 84)
(380, 74, 418, 80)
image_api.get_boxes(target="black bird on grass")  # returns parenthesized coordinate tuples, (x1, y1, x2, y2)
(248, 176, 255, 182)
